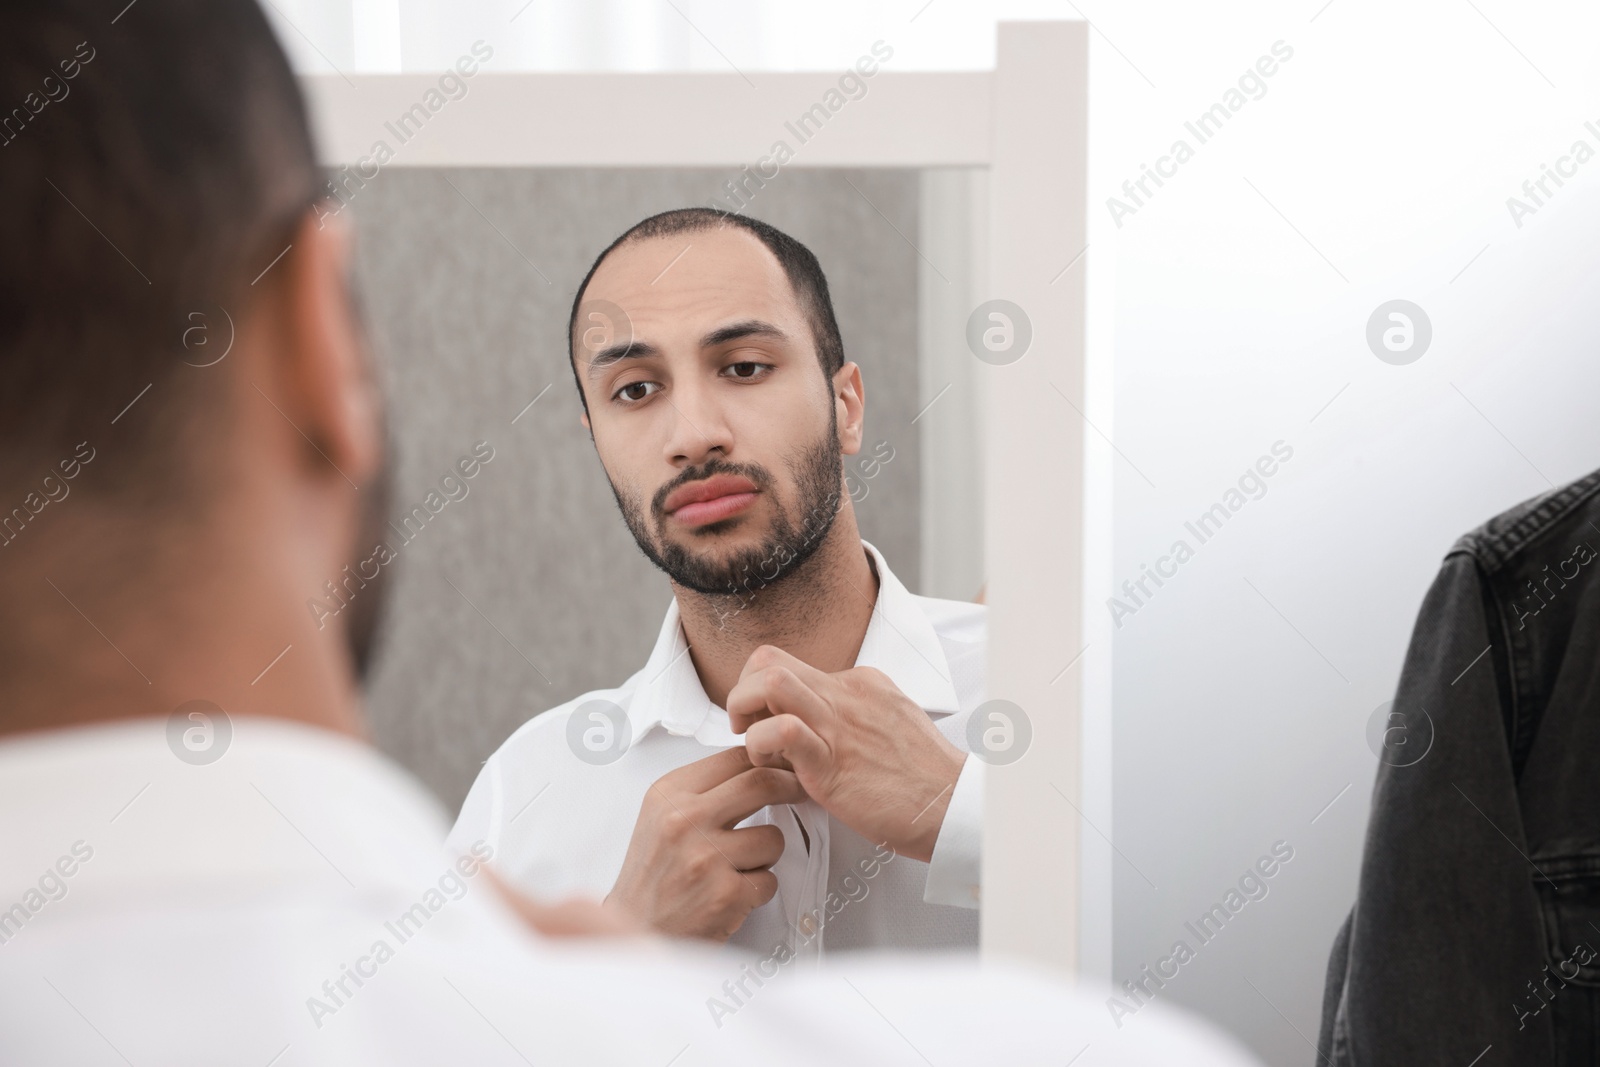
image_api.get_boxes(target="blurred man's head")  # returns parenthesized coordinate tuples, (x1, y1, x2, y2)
(0, 0, 391, 733)
(567, 210, 865, 598)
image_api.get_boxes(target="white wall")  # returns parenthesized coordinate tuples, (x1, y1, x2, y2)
(1096, 3, 1600, 1063)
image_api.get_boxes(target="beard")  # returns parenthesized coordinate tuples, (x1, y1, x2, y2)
(610, 428, 844, 599)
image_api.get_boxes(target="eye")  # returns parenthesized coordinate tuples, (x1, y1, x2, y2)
(724, 361, 771, 381)
(613, 380, 659, 404)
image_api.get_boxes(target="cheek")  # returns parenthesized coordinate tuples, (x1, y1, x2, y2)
(593, 426, 661, 503)
(740, 377, 833, 445)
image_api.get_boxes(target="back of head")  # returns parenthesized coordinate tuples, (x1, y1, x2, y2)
(0, 0, 319, 500)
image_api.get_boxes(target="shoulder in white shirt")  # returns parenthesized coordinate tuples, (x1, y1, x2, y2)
(0, 713, 1263, 1066)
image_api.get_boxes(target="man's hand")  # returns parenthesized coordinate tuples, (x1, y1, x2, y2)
(483, 868, 648, 939)
(606, 746, 805, 941)
(726, 646, 966, 863)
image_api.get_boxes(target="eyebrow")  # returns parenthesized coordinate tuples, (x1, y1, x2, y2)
(701, 319, 788, 349)
(584, 319, 790, 378)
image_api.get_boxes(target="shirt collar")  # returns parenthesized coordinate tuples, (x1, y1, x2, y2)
(625, 540, 962, 746)
(0, 715, 454, 905)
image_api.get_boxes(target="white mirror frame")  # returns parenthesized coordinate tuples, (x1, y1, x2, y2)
(301, 19, 1091, 975)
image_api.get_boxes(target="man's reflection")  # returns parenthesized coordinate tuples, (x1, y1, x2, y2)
(450, 209, 987, 956)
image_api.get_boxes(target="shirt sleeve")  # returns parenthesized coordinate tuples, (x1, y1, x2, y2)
(923, 754, 983, 908)
(447, 751, 504, 858)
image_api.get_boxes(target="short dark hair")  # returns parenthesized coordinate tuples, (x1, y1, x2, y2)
(566, 208, 845, 412)
(0, 0, 320, 496)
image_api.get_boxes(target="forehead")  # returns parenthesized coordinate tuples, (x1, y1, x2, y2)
(582, 226, 805, 339)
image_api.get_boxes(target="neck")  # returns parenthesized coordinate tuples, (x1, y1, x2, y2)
(0, 502, 364, 744)
(672, 508, 879, 709)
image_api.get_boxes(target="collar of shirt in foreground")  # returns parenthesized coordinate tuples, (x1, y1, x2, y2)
(0, 714, 454, 908)
(624, 540, 962, 746)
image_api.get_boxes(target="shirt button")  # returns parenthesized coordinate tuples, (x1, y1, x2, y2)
(799, 915, 816, 935)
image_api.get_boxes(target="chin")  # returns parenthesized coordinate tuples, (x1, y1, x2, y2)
(663, 525, 760, 562)
(682, 516, 758, 540)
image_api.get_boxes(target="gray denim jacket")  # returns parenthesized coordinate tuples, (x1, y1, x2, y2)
(1320, 467, 1600, 1065)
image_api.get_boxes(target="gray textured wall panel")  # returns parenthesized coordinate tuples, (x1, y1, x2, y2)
(350, 167, 921, 810)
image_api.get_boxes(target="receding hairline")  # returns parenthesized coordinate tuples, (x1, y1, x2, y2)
(575, 223, 799, 325)
(570, 224, 813, 373)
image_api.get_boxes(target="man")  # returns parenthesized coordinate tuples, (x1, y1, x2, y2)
(1319, 468, 1600, 1063)
(0, 1, 1263, 1064)
(450, 209, 987, 955)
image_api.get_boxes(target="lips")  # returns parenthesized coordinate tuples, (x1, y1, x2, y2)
(663, 474, 760, 527)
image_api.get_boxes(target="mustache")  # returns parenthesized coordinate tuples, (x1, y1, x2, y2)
(650, 457, 773, 521)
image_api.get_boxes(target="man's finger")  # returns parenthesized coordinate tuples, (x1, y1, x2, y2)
(737, 868, 780, 913)
(703, 764, 807, 828)
(727, 663, 833, 735)
(744, 713, 830, 774)
(733, 643, 829, 690)
(714, 823, 786, 870)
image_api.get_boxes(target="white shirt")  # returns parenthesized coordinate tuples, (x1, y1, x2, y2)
(0, 714, 1262, 1066)
(450, 541, 988, 960)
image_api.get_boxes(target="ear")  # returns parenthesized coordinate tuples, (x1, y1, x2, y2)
(266, 209, 382, 486)
(580, 410, 592, 432)
(833, 361, 864, 456)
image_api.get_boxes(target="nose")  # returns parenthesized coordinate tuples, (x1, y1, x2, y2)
(662, 374, 733, 470)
